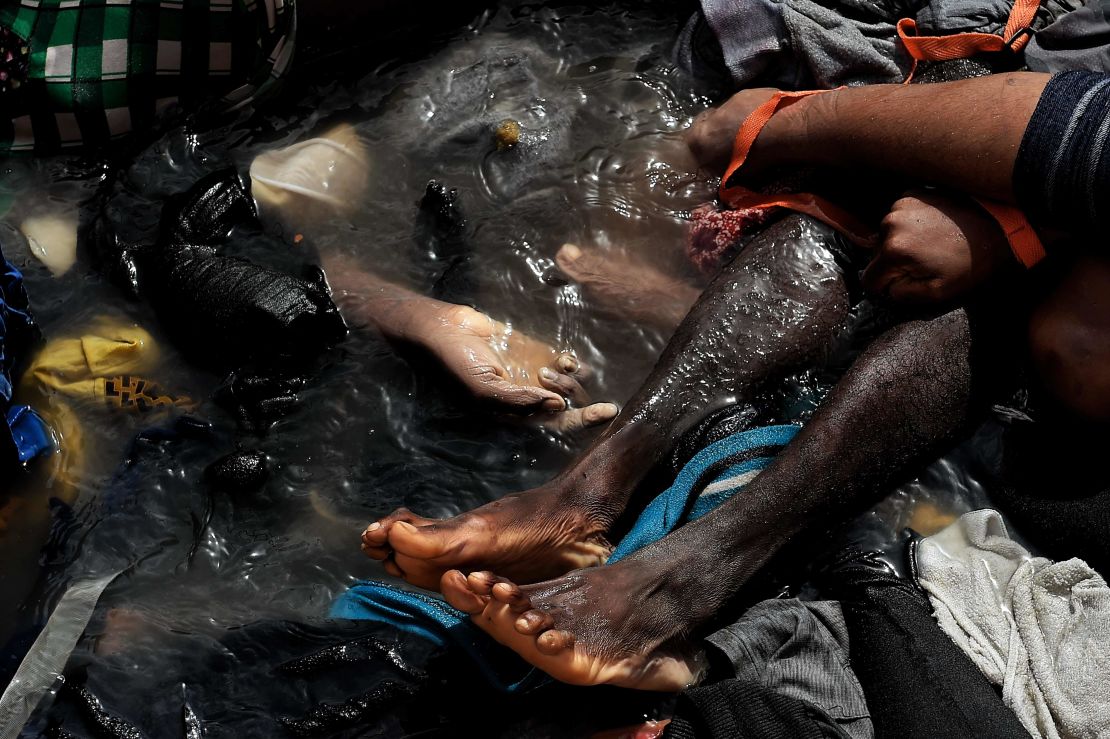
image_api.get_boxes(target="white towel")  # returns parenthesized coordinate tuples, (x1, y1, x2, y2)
(917, 509, 1110, 739)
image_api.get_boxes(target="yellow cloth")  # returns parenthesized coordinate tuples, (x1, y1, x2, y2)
(15, 318, 193, 502)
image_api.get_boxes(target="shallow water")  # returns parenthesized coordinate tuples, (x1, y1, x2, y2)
(0, 2, 998, 736)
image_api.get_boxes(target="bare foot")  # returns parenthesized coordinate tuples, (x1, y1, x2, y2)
(556, 244, 701, 332)
(440, 566, 705, 691)
(361, 482, 614, 590)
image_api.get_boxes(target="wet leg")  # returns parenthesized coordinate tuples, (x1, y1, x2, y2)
(445, 308, 1010, 689)
(367, 214, 853, 589)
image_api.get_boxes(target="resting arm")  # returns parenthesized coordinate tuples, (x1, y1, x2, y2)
(690, 72, 1050, 204)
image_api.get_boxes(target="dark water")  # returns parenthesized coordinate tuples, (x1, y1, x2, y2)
(0, 3, 995, 736)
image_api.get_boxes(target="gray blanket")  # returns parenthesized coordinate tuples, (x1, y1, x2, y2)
(689, 0, 1087, 88)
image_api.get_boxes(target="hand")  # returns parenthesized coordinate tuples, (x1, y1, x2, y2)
(686, 87, 782, 174)
(418, 304, 618, 430)
(862, 190, 1016, 306)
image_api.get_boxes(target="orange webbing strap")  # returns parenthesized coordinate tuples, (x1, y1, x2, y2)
(897, 0, 1041, 80)
(719, 89, 879, 247)
(974, 198, 1047, 268)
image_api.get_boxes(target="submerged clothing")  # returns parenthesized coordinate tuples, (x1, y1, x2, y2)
(704, 599, 873, 739)
(916, 509, 1110, 739)
(0, 242, 51, 468)
(0, 0, 295, 155)
(89, 169, 347, 367)
(1014, 69, 1110, 237)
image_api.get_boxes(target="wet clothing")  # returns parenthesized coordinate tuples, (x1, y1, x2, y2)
(330, 425, 799, 693)
(681, 0, 1084, 90)
(0, 0, 295, 155)
(817, 549, 1031, 739)
(89, 169, 347, 368)
(17, 316, 193, 502)
(0, 242, 52, 468)
(664, 678, 853, 739)
(1014, 69, 1110, 237)
(704, 599, 873, 739)
(916, 509, 1110, 739)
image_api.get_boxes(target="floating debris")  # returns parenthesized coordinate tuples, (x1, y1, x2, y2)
(279, 680, 420, 736)
(73, 684, 145, 739)
(277, 635, 427, 681)
(494, 119, 522, 150)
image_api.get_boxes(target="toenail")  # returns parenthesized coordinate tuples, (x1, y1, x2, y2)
(561, 243, 582, 260)
(540, 367, 556, 380)
(366, 522, 381, 532)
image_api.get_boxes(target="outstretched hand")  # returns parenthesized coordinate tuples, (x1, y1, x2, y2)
(410, 303, 618, 430)
(862, 190, 1016, 307)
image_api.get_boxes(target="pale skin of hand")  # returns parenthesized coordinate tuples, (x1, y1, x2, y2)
(321, 252, 618, 432)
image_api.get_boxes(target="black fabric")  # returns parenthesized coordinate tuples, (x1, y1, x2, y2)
(1013, 70, 1110, 238)
(664, 678, 847, 739)
(819, 549, 1030, 739)
(991, 416, 1110, 574)
(86, 169, 348, 369)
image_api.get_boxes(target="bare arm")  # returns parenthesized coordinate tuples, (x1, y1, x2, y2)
(689, 72, 1051, 204)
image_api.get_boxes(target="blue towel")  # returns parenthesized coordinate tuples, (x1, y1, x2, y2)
(0, 243, 52, 466)
(331, 423, 800, 692)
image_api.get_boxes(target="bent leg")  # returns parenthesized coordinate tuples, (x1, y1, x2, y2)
(1027, 254, 1110, 422)
(367, 214, 853, 589)
(444, 307, 1018, 689)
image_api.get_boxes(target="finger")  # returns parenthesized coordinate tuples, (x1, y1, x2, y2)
(861, 253, 904, 298)
(555, 352, 580, 375)
(476, 376, 565, 412)
(539, 367, 590, 405)
(540, 402, 619, 433)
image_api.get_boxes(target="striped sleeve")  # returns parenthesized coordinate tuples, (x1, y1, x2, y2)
(1014, 70, 1110, 238)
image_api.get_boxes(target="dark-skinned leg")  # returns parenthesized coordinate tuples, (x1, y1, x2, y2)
(442, 308, 1002, 690)
(363, 215, 852, 590)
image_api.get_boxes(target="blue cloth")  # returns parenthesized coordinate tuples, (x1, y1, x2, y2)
(331, 423, 800, 692)
(0, 243, 51, 466)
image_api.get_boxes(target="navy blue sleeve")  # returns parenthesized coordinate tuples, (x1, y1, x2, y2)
(1014, 70, 1110, 237)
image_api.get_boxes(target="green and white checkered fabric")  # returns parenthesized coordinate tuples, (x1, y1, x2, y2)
(0, 0, 295, 155)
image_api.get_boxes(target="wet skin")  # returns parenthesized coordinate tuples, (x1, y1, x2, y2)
(364, 215, 854, 589)
(555, 243, 703, 333)
(322, 251, 618, 433)
(442, 308, 989, 689)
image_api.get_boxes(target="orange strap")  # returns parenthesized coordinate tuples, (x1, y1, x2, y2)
(718, 88, 1048, 268)
(897, 0, 1040, 80)
(974, 198, 1047, 268)
(719, 90, 879, 248)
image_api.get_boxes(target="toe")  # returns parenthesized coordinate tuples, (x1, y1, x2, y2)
(361, 541, 391, 560)
(491, 581, 533, 612)
(388, 520, 453, 560)
(383, 559, 404, 578)
(441, 570, 487, 614)
(515, 609, 554, 635)
(466, 571, 502, 597)
(556, 243, 583, 275)
(361, 520, 389, 547)
(536, 629, 576, 655)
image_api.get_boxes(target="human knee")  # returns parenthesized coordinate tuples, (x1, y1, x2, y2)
(1028, 258, 1110, 421)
